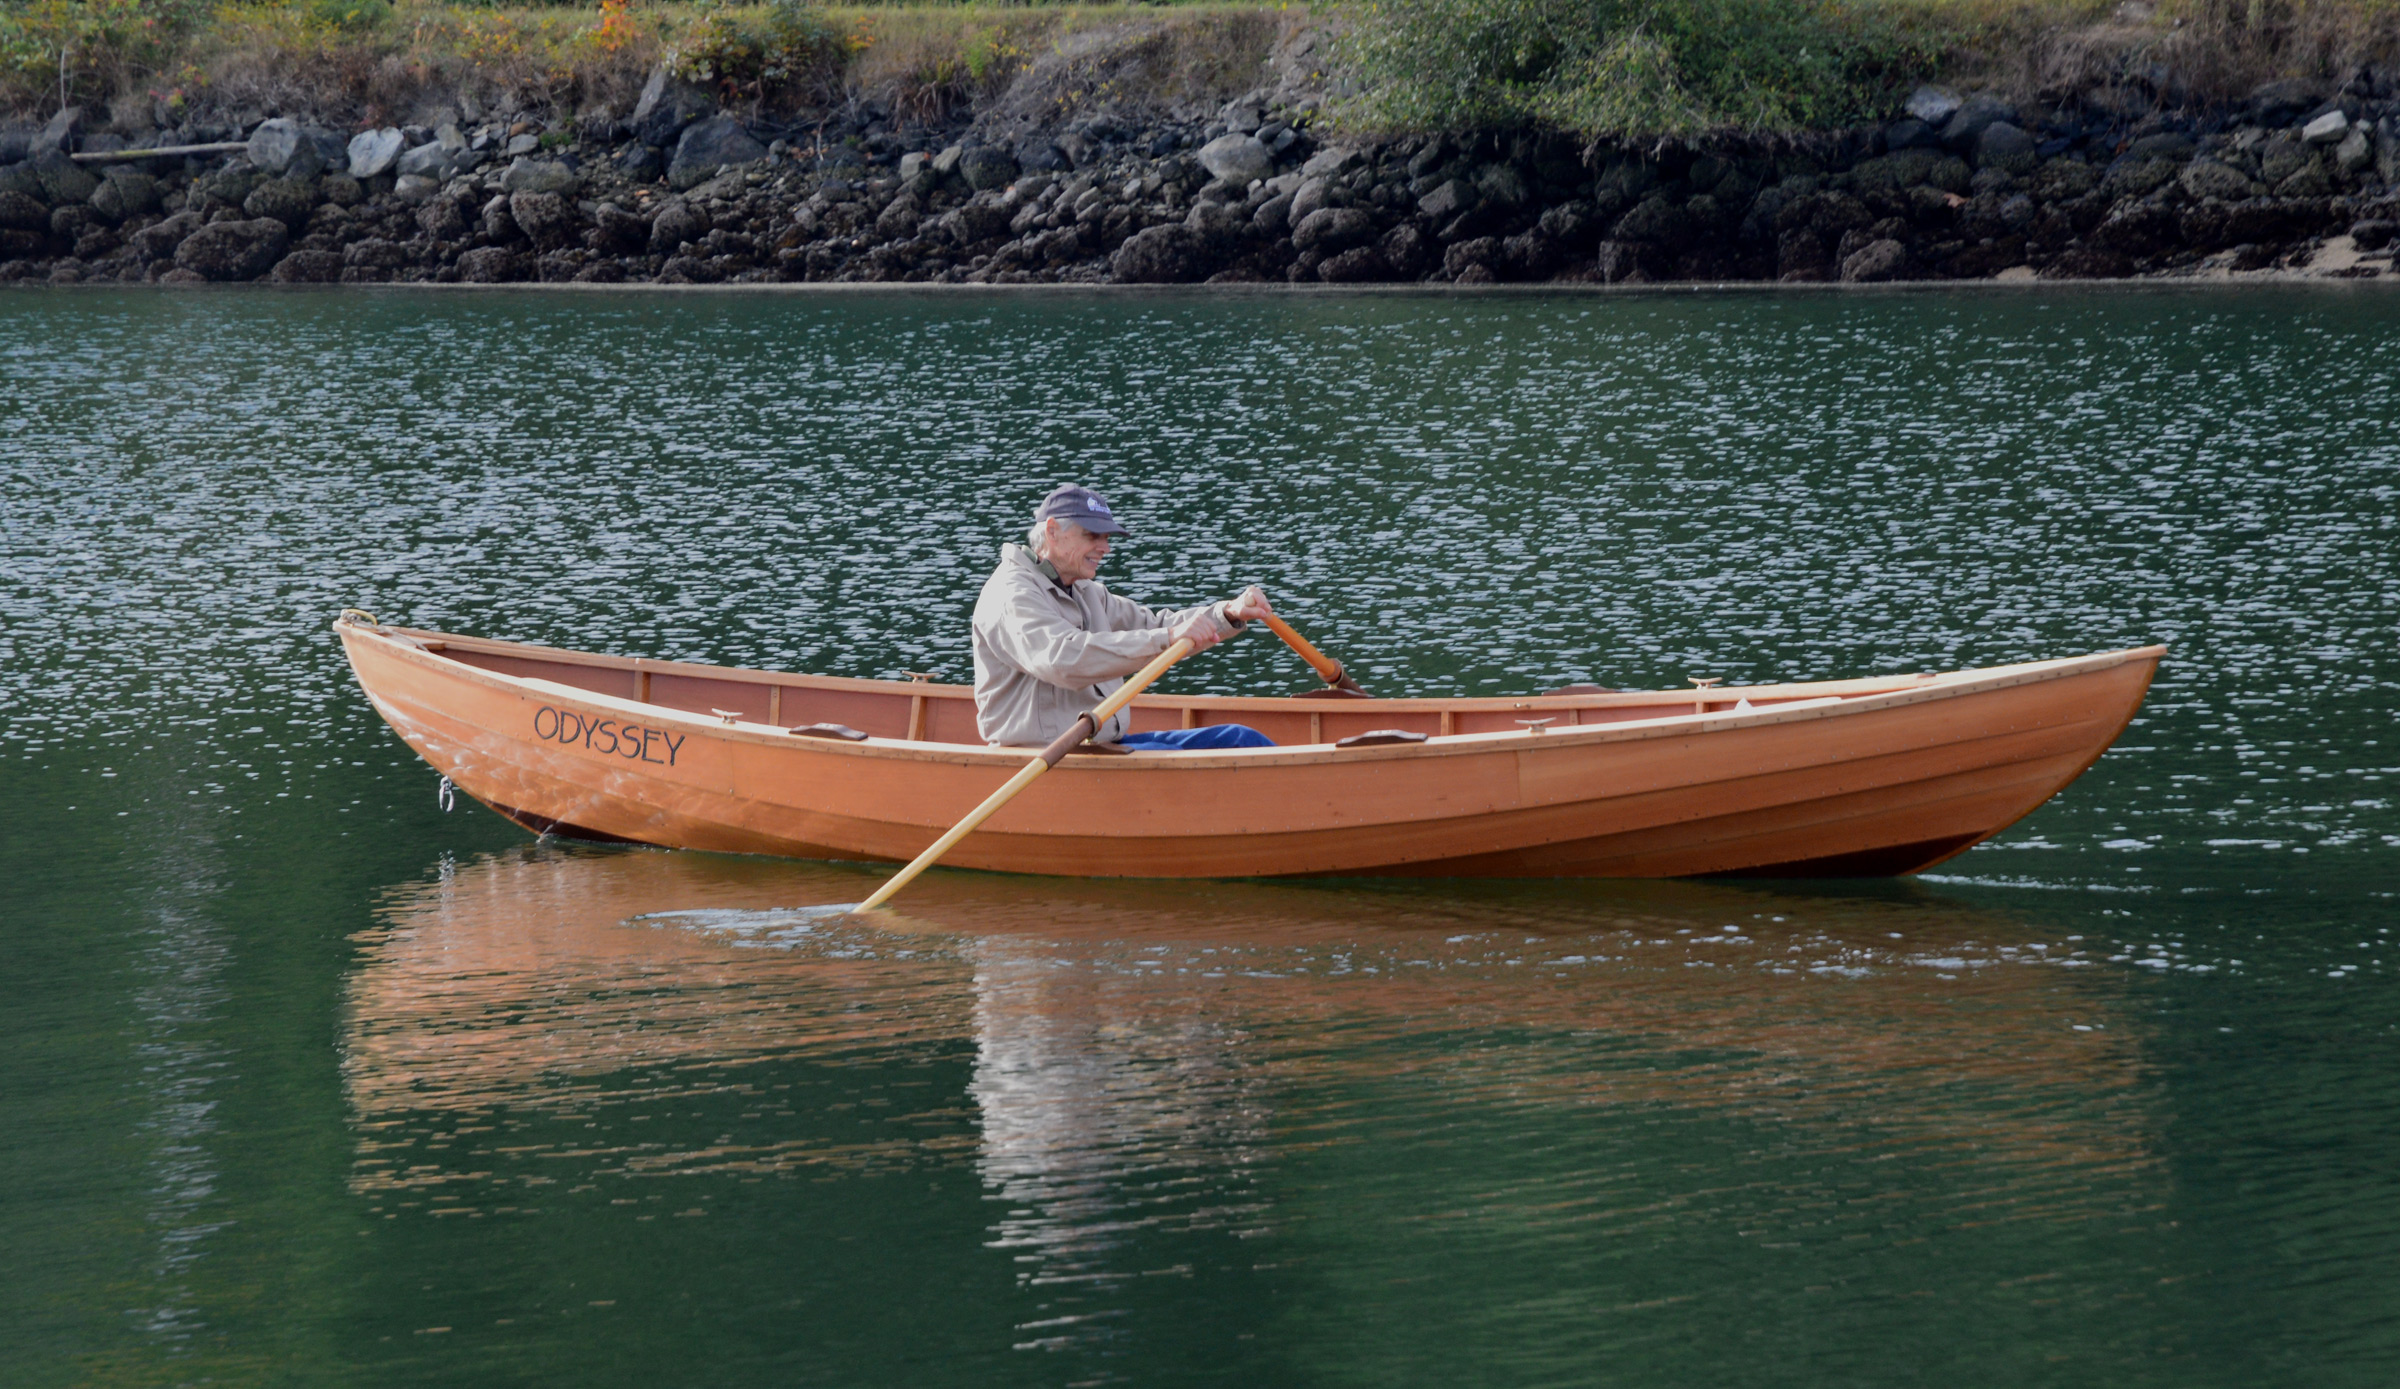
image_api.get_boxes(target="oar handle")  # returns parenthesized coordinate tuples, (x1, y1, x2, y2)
(855, 638, 1195, 912)
(1260, 612, 1364, 694)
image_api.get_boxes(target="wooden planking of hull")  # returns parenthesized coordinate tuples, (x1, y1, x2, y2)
(333, 614, 2163, 879)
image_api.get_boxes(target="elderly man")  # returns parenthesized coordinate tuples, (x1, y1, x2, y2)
(973, 485, 1278, 751)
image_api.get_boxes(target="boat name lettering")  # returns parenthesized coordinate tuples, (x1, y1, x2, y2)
(532, 705, 685, 766)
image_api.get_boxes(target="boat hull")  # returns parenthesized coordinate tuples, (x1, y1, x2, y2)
(336, 621, 2161, 879)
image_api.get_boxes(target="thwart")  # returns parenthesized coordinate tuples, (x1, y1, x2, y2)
(333, 613, 2162, 880)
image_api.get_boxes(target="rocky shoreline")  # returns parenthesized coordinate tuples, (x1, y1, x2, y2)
(8, 65, 2400, 290)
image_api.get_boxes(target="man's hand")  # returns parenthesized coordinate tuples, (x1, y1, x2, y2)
(1223, 585, 1275, 624)
(1171, 609, 1225, 652)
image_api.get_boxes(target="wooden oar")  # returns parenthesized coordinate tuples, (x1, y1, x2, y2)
(1260, 613, 1368, 695)
(853, 638, 1196, 912)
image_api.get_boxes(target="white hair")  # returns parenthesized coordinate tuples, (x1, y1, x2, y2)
(1028, 517, 1092, 557)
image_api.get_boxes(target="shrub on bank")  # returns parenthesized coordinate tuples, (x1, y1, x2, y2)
(1333, 0, 1941, 137)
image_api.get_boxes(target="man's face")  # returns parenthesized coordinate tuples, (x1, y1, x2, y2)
(1047, 520, 1112, 584)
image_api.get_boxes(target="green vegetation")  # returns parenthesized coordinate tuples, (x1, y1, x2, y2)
(1332, 0, 1946, 137)
(1, 0, 2394, 137)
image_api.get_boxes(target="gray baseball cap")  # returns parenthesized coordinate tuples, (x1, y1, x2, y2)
(1033, 484, 1130, 536)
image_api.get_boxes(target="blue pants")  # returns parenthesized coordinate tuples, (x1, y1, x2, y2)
(1118, 724, 1276, 750)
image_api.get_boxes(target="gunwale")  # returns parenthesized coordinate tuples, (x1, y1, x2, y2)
(354, 621, 2157, 770)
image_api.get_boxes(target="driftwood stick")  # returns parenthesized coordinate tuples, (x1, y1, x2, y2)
(68, 142, 248, 164)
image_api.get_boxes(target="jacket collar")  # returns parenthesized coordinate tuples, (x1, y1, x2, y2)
(1003, 543, 1076, 594)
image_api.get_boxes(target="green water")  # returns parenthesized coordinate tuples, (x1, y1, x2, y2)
(4, 284, 2396, 1386)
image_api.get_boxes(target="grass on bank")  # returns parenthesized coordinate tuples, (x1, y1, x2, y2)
(4, 0, 2397, 140)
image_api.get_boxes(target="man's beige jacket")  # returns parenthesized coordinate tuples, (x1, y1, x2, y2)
(971, 543, 1238, 746)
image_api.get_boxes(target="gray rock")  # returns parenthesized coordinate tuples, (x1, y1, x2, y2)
(1196, 133, 1274, 187)
(874, 193, 922, 240)
(1379, 223, 1430, 277)
(2104, 158, 2182, 199)
(1840, 238, 1908, 282)
(1317, 246, 1389, 283)
(2351, 218, 2397, 250)
(396, 142, 455, 181)
(1884, 118, 1942, 152)
(1612, 195, 1688, 245)
(938, 196, 1012, 248)
(1016, 139, 1068, 174)
(131, 210, 200, 261)
(2180, 160, 2255, 202)
(343, 237, 415, 270)
(1183, 199, 1246, 247)
(631, 62, 715, 148)
(393, 174, 441, 203)
(957, 145, 1019, 192)
(0, 189, 45, 232)
(456, 246, 530, 283)
(1905, 86, 1963, 126)
(271, 249, 344, 283)
(590, 202, 649, 253)
(506, 133, 541, 157)
(2126, 133, 2196, 162)
(478, 193, 519, 242)
(88, 168, 158, 223)
(1417, 177, 1475, 222)
(499, 157, 581, 195)
(31, 106, 85, 157)
(648, 199, 708, 255)
(246, 119, 323, 178)
(1250, 191, 1294, 233)
(50, 204, 101, 243)
(417, 196, 469, 240)
(932, 145, 964, 178)
(2246, 78, 2321, 124)
(348, 128, 405, 178)
(2034, 158, 2099, 203)
(1940, 94, 2016, 149)
(2258, 134, 2312, 184)
(2336, 127, 2374, 174)
(1292, 206, 1373, 253)
(173, 216, 290, 280)
(2274, 157, 2335, 198)
(898, 151, 932, 182)
(1474, 163, 1529, 207)
(668, 118, 767, 190)
(1110, 223, 1207, 282)
(243, 176, 319, 228)
(2303, 110, 2350, 145)
(615, 142, 662, 179)
(1301, 145, 1365, 180)
(2092, 198, 2179, 258)
(31, 150, 97, 206)
(320, 173, 363, 207)
(1288, 176, 1334, 226)
(510, 190, 575, 249)
(1973, 122, 2039, 174)
(1442, 236, 1501, 278)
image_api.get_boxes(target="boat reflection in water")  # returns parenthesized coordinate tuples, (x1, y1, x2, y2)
(345, 846, 2157, 1330)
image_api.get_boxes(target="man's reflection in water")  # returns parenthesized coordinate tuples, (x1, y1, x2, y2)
(967, 940, 1271, 1307)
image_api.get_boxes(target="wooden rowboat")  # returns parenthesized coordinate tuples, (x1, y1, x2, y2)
(333, 613, 2162, 879)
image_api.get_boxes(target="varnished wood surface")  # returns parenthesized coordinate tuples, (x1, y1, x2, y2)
(335, 619, 2163, 879)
